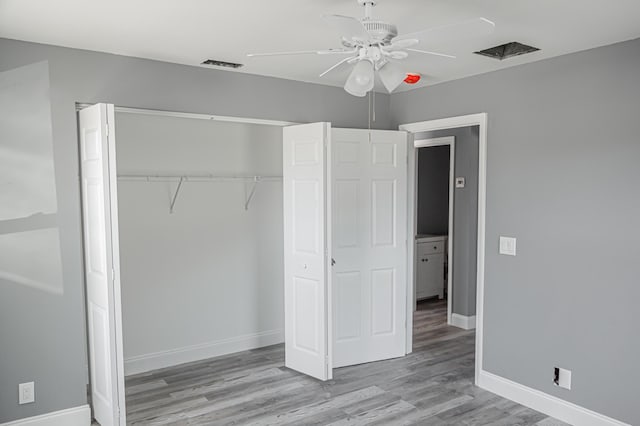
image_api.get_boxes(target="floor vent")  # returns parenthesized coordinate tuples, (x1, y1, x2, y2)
(474, 42, 540, 60)
(201, 59, 244, 68)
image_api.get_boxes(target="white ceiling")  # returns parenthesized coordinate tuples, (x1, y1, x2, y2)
(2, 0, 640, 93)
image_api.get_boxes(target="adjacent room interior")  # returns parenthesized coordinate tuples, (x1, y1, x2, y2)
(1, 1, 639, 426)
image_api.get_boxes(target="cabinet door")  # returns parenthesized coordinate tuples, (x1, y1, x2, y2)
(417, 253, 444, 299)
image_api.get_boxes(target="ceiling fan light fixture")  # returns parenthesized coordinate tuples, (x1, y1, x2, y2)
(344, 59, 375, 97)
(378, 61, 406, 93)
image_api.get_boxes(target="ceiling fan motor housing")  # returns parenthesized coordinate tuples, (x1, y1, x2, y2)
(362, 20, 398, 44)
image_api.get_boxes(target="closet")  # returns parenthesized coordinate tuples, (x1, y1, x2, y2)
(78, 106, 410, 426)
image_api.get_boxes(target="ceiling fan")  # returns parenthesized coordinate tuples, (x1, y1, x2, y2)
(247, 0, 495, 97)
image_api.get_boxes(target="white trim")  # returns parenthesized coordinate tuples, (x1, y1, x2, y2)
(399, 112, 487, 385)
(478, 371, 631, 426)
(405, 133, 415, 354)
(450, 313, 476, 330)
(0, 405, 90, 426)
(400, 113, 487, 134)
(124, 329, 284, 376)
(414, 136, 455, 325)
(105, 104, 127, 426)
(76, 103, 297, 127)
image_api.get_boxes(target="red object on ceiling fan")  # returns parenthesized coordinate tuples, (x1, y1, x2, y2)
(404, 73, 421, 84)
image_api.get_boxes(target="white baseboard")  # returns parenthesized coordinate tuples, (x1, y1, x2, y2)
(124, 329, 284, 376)
(450, 313, 476, 330)
(1, 405, 90, 426)
(478, 370, 630, 426)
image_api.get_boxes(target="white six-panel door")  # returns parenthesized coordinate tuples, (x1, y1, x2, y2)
(283, 123, 332, 381)
(79, 104, 126, 425)
(332, 128, 408, 368)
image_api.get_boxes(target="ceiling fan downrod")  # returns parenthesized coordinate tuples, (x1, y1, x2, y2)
(357, 0, 377, 20)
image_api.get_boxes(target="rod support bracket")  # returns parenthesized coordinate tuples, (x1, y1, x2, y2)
(169, 177, 184, 214)
(244, 176, 261, 210)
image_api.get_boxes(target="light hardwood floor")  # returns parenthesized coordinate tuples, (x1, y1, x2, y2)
(122, 300, 566, 425)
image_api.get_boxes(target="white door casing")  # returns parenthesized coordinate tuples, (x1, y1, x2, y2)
(79, 103, 126, 425)
(283, 122, 332, 381)
(332, 129, 408, 368)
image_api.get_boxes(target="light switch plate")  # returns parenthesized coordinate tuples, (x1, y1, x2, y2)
(499, 236, 516, 256)
(455, 177, 465, 188)
(18, 382, 34, 404)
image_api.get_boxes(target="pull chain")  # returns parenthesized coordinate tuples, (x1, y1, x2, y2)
(372, 89, 376, 123)
(367, 89, 377, 133)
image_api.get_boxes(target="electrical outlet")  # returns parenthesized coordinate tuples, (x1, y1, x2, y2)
(553, 367, 572, 390)
(19, 382, 35, 404)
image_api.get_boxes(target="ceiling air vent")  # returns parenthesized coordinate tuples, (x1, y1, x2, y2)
(474, 42, 540, 60)
(201, 59, 244, 69)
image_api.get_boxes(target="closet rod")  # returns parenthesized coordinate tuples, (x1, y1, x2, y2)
(117, 174, 282, 182)
(117, 174, 282, 212)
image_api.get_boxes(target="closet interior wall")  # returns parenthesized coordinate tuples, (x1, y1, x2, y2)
(114, 112, 284, 374)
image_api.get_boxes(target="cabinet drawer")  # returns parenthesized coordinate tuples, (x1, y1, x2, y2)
(417, 240, 445, 256)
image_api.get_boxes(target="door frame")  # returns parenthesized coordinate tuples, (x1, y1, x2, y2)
(77, 103, 297, 411)
(413, 136, 455, 325)
(399, 113, 487, 385)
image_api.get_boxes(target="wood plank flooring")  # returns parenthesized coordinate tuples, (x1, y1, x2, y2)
(123, 300, 566, 425)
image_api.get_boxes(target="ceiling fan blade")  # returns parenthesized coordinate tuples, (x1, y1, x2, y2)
(387, 38, 419, 50)
(395, 17, 495, 46)
(319, 56, 357, 77)
(323, 14, 371, 42)
(385, 50, 409, 60)
(407, 48, 456, 59)
(247, 48, 355, 57)
(378, 61, 406, 93)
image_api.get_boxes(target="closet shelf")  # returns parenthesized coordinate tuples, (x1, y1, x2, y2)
(117, 174, 282, 213)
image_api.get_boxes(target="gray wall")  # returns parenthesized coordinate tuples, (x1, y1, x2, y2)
(416, 127, 479, 317)
(416, 145, 450, 235)
(0, 37, 391, 423)
(116, 113, 284, 373)
(392, 38, 640, 425)
(0, 61, 83, 423)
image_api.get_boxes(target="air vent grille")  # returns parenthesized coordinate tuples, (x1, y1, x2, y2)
(201, 59, 244, 68)
(474, 42, 540, 60)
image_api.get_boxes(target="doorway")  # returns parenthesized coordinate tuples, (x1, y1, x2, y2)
(401, 113, 487, 385)
(414, 138, 455, 323)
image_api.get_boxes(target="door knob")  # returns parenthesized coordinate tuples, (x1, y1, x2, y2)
(331, 258, 336, 266)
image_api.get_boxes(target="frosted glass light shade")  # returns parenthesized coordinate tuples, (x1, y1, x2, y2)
(344, 60, 374, 97)
(378, 61, 406, 93)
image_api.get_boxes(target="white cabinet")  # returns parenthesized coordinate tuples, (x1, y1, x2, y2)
(416, 235, 447, 300)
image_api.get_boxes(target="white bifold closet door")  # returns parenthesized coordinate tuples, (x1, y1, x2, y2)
(283, 123, 408, 380)
(78, 103, 126, 426)
(331, 128, 408, 367)
(283, 122, 332, 381)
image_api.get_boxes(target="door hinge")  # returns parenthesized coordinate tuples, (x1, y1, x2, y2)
(105, 125, 109, 137)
